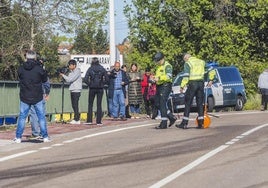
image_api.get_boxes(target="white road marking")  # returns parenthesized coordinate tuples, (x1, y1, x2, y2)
(0, 123, 156, 162)
(149, 123, 268, 188)
(0, 150, 37, 162)
(225, 141, 235, 145)
(63, 139, 77, 143)
(230, 138, 240, 142)
(51, 143, 64, 147)
(39, 147, 52, 150)
(1, 116, 267, 187)
(149, 145, 229, 188)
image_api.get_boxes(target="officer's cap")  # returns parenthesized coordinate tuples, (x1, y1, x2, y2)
(153, 52, 164, 62)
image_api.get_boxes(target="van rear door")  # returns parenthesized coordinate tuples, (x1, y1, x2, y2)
(217, 67, 241, 106)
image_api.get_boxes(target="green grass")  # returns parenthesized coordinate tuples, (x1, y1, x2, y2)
(244, 93, 262, 110)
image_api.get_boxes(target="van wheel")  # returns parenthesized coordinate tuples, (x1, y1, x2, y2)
(207, 97, 214, 112)
(235, 96, 244, 111)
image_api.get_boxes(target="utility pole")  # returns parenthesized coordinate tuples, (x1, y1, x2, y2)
(109, 0, 116, 66)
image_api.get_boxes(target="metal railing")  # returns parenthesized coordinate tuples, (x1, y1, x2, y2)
(0, 81, 108, 124)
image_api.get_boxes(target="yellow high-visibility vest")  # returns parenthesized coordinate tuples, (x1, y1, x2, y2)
(155, 61, 172, 85)
(181, 57, 205, 88)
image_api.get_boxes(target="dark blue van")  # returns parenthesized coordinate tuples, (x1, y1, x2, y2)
(169, 66, 247, 112)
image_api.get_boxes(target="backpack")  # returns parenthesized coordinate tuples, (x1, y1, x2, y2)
(89, 70, 104, 88)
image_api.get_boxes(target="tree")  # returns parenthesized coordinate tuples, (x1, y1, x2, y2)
(73, 26, 108, 54)
(0, 0, 108, 80)
(124, 0, 268, 94)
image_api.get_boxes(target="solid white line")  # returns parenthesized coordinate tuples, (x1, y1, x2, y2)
(149, 145, 229, 188)
(0, 150, 37, 162)
(63, 139, 77, 143)
(51, 143, 64, 147)
(149, 123, 268, 188)
(241, 124, 268, 136)
(39, 147, 52, 150)
(0, 123, 156, 163)
(81, 123, 155, 139)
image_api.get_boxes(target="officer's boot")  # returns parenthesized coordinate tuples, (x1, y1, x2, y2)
(155, 120, 168, 129)
(167, 113, 177, 127)
(196, 119, 204, 129)
(175, 119, 188, 129)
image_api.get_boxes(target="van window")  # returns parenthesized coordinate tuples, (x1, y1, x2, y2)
(217, 68, 242, 84)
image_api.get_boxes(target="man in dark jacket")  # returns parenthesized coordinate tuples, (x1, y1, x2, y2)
(84, 57, 108, 125)
(28, 58, 50, 139)
(108, 62, 129, 120)
(14, 50, 50, 143)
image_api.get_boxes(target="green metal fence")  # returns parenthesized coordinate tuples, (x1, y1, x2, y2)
(0, 81, 108, 124)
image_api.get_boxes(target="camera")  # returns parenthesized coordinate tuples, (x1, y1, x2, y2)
(56, 66, 69, 75)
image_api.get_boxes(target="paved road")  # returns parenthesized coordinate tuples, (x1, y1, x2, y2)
(0, 111, 268, 188)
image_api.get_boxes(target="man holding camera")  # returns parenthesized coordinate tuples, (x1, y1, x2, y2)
(107, 62, 129, 120)
(60, 59, 82, 124)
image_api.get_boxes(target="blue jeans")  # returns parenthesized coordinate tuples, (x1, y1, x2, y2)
(29, 100, 46, 136)
(112, 90, 125, 118)
(16, 100, 48, 139)
(130, 104, 141, 114)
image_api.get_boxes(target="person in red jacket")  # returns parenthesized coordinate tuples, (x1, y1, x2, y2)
(141, 67, 156, 118)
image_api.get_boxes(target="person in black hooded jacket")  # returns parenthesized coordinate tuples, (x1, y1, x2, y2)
(84, 57, 108, 125)
(13, 50, 50, 143)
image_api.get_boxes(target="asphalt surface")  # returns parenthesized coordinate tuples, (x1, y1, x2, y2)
(0, 111, 268, 188)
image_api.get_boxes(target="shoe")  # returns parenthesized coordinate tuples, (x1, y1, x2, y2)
(196, 119, 204, 129)
(196, 125, 204, 129)
(84, 122, 93, 125)
(168, 116, 177, 127)
(119, 116, 127, 121)
(43, 137, 51, 143)
(70, 120, 80, 124)
(155, 120, 167, 129)
(13, 138, 21, 143)
(155, 126, 167, 129)
(155, 116, 161, 120)
(146, 115, 150, 118)
(28, 134, 42, 140)
(97, 123, 103, 126)
(175, 122, 188, 129)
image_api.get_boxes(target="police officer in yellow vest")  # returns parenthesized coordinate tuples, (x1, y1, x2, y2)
(153, 52, 177, 129)
(176, 53, 214, 129)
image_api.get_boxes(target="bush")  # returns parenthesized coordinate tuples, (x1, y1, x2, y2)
(244, 93, 261, 110)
